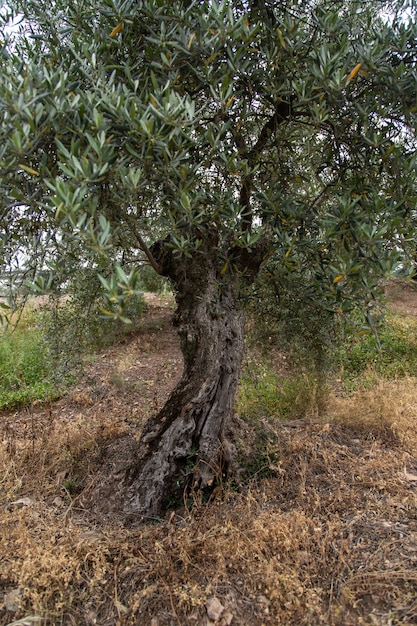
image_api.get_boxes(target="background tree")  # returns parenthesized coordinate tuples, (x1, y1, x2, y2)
(0, 0, 416, 517)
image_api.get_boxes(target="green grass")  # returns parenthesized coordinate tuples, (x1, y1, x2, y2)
(236, 308, 417, 481)
(237, 359, 326, 422)
(0, 293, 147, 411)
(236, 359, 327, 482)
(0, 312, 61, 409)
(238, 310, 417, 424)
(339, 313, 417, 390)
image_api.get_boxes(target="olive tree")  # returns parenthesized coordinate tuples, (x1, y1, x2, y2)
(0, 0, 416, 517)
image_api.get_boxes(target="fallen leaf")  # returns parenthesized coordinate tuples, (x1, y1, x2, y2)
(6, 617, 42, 626)
(206, 597, 224, 621)
(404, 468, 417, 482)
(11, 497, 33, 507)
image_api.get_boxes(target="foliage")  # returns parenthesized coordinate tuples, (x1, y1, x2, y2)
(247, 262, 347, 373)
(241, 298, 417, 422)
(0, 0, 415, 311)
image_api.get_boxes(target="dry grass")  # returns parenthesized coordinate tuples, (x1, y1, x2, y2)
(1, 380, 417, 626)
(2, 288, 417, 625)
(325, 376, 417, 455)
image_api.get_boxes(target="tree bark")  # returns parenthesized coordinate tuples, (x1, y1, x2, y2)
(124, 231, 250, 517)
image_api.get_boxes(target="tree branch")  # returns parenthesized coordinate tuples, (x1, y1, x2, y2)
(235, 99, 293, 232)
(239, 175, 253, 232)
(247, 99, 292, 162)
(123, 214, 162, 275)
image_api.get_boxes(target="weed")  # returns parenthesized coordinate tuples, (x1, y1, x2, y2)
(110, 371, 126, 388)
(235, 429, 280, 482)
(62, 477, 80, 495)
(325, 376, 417, 452)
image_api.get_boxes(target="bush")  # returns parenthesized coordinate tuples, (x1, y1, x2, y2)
(246, 263, 344, 377)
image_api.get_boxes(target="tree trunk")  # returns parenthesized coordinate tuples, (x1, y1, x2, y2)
(124, 233, 248, 518)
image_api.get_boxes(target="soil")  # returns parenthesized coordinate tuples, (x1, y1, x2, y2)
(1, 285, 417, 626)
(56, 293, 183, 431)
(385, 280, 417, 317)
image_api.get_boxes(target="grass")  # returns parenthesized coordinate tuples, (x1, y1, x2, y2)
(236, 303, 417, 485)
(236, 355, 329, 482)
(237, 359, 327, 423)
(325, 375, 417, 453)
(0, 309, 61, 410)
(339, 312, 417, 391)
(0, 294, 146, 410)
(1, 286, 417, 624)
(1, 381, 417, 625)
(238, 309, 417, 428)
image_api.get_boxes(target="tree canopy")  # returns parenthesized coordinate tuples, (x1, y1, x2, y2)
(0, 0, 416, 516)
(1, 0, 416, 306)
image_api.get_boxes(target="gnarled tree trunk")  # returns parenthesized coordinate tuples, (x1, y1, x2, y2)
(124, 230, 253, 517)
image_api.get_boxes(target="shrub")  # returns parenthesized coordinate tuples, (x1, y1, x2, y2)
(246, 263, 345, 376)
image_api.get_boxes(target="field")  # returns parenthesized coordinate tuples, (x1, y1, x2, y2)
(1, 286, 417, 625)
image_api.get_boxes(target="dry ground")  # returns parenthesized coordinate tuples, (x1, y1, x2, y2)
(1, 289, 417, 625)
